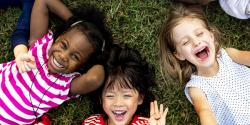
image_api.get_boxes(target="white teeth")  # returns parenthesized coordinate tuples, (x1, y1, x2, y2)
(53, 57, 64, 68)
(195, 46, 206, 54)
(113, 111, 125, 115)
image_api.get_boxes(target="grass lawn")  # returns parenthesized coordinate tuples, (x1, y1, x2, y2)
(0, 0, 249, 124)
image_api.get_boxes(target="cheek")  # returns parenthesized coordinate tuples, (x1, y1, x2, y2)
(102, 100, 111, 113)
(127, 102, 139, 116)
(128, 98, 140, 109)
(176, 46, 187, 56)
(68, 61, 82, 72)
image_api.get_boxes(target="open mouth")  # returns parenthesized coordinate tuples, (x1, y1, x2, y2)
(52, 56, 64, 69)
(195, 46, 209, 60)
(112, 110, 127, 121)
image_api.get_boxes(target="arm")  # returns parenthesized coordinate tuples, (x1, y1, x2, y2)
(226, 48, 250, 66)
(70, 65, 105, 95)
(11, 0, 33, 50)
(29, 0, 72, 46)
(189, 87, 217, 125)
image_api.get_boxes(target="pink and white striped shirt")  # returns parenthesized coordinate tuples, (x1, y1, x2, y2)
(82, 114, 149, 125)
(0, 31, 79, 125)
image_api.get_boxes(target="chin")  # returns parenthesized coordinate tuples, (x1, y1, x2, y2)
(110, 117, 130, 125)
(113, 121, 128, 125)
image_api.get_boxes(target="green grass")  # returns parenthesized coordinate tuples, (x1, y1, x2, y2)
(1, 0, 250, 124)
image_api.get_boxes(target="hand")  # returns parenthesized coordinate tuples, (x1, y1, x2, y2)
(149, 100, 168, 125)
(15, 53, 36, 73)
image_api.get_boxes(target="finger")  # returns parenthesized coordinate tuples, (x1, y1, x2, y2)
(160, 104, 164, 114)
(28, 54, 35, 62)
(26, 61, 36, 69)
(22, 54, 32, 62)
(24, 61, 31, 71)
(19, 63, 25, 73)
(154, 100, 159, 114)
(163, 107, 168, 117)
(150, 101, 155, 116)
(17, 64, 22, 73)
(20, 53, 33, 61)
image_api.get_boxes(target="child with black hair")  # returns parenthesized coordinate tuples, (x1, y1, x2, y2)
(83, 45, 168, 125)
(0, 0, 113, 124)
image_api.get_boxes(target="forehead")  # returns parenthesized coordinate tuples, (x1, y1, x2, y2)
(103, 79, 137, 93)
(172, 17, 206, 41)
(62, 28, 87, 42)
(62, 28, 93, 54)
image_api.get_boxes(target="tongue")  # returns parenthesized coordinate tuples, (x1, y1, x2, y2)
(196, 50, 208, 59)
(115, 114, 124, 121)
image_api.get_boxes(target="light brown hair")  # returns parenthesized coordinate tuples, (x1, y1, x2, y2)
(159, 4, 221, 84)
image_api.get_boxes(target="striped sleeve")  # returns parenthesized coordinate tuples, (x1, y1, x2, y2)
(82, 114, 105, 125)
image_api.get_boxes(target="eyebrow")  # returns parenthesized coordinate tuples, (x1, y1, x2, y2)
(61, 37, 69, 46)
(64, 37, 85, 59)
(176, 36, 188, 45)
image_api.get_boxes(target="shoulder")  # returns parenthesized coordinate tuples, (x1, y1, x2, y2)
(185, 75, 204, 92)
(188, 87, 206, 100)
(31, 31, 54, 48)
(185, 77, 209, 104)
(217, 48, 233, 62)
(130, 115, 149, 125)
(83, 114, 105, 125)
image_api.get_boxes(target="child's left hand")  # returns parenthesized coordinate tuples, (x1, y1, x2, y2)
(149, 100, 168, 125)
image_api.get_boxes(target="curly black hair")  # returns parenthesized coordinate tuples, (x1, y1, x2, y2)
(54, 5, 113, 73)
(90, 44, 155, 118)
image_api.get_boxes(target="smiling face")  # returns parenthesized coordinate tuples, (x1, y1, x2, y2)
(172, 17, 217, 74)
(102, 83, 143, 125)
(48, 28, 94, 74)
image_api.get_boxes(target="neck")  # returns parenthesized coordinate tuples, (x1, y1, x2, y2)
(197, 60, 219, 77)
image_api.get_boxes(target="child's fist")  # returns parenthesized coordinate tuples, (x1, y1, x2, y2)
(15, 53, 36, 73)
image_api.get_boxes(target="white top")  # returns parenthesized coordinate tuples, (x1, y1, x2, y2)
(185, 48, 250, 125)
(219, 0, 250, 19)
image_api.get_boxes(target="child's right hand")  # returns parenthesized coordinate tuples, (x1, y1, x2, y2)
(149, 100, 168, 125)
(15, 52, 36, 73)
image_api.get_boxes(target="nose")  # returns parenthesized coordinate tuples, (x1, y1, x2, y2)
(191, 37, 200, 46)
(113, 96, 123, 106)
(59, 52, 69, 62)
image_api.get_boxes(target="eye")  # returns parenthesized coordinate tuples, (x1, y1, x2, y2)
(106, 94, 114, 99)
(71, 54, 80, 61)
(197, 31, 204, 37)
(182, 40, 189, 46)
(123, 94, 132, 98)
(60, 41, 67, 49)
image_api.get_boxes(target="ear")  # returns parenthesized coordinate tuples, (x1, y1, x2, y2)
(174, 51, 185, 61)
(138, 95, 144, 105)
